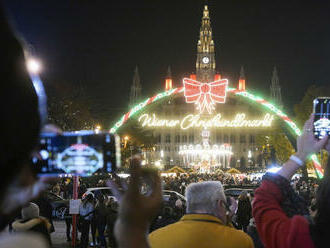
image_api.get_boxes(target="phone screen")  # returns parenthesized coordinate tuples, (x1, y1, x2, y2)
(32, 131, 121, 177)
(313, 97, 330, 140)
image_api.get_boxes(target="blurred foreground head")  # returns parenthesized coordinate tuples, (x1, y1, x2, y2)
(0, 6, 40, 199)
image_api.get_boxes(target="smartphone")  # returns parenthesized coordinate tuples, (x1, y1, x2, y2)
(313, 97, 330, 140)
(32, 131, 121, 177)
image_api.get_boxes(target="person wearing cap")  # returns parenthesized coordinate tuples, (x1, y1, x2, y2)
(12, 202, 51, 246)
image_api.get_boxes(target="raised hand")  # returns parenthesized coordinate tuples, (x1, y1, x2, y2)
(107, 156, 162, 248)
(296, 114, 328, 161)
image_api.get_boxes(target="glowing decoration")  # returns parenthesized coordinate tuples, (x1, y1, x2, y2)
(108, 86, 323, 177)
(190, 74, 197, 80)
(310, 154, 324, 178)
(183, 78, 228, 113)
(179, 144, 232, 157)
(179, 128, 232, 171)
(238, 78, 246, 91)
(138, 113, 274, 130)
(165, 78, 173, 91)
(214, 74, 221, 81)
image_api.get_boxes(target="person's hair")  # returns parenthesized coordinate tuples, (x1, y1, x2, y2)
(185, 181, 226, 215)
(310, 158, 330, 248)
(0, 7, 40, 198)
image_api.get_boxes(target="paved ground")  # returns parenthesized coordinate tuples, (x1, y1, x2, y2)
(1, 220, 106, 248)
(52, 220, 71, 248)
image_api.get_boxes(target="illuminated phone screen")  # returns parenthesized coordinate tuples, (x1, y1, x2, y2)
(33, 131, 121, 177)
(313, 97, 330, 140)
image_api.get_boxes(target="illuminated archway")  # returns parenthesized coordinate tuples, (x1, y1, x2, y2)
(109, 87, 323, 177)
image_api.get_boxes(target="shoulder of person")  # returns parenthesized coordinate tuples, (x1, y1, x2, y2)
(12, 218, 44, 231)
(225, 228, 254, 247)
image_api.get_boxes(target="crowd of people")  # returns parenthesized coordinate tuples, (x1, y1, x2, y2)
(33, 165, 319, 248)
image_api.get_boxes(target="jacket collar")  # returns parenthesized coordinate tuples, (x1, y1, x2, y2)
(180, 214, 224, 225)
(12, 217, 51, 232)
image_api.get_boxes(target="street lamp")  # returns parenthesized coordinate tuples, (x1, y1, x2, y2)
(26, 58, 41, 74)
(124, 136, 129, 148)
(95, 124, 101, 134)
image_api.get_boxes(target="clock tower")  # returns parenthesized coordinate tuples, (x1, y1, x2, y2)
(196, 5, 216, 82)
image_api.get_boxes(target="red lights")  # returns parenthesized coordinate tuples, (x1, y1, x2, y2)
(214, 74, 221, 81)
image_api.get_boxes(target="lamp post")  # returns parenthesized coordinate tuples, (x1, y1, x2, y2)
(26, 58, 41, 74)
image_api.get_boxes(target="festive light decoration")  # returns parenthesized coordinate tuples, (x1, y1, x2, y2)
(109, 86, 323, 177)
(310, 154, 324, 178)
(190, 74, 197, 80)
(214, 74, 221, 81)
(165, 78, 173, 91)
(183, 78, 228, 114)
(138, 113, 274, 129)
(238, 79, 246, 91)
(179, 129, 232, 172)
(179, 143, 233, 170)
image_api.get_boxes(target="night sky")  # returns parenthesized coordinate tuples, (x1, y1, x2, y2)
(4, 0, 330, 127)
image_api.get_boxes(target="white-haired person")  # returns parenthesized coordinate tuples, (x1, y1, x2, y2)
(149, 181, 254, 248)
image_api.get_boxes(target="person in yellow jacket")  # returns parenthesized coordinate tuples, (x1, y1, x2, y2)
(149, 181, 254, 248)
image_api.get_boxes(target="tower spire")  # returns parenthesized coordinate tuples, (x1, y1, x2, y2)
(196, 5, 216, 82)
(165, 66, 173, 91)
(270, 66, 282, 107)
(129, 66, 142, 107)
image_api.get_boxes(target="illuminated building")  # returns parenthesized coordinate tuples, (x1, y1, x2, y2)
(123, 5, 281, 171)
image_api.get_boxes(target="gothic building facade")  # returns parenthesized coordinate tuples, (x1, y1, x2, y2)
(129, 5, 281, 170)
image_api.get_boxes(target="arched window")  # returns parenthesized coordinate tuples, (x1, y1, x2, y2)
(189, 134, 194, 143)
(182, 135, 187, 143)
(224, 134, 229, 143)
(175, 135, 180, 143)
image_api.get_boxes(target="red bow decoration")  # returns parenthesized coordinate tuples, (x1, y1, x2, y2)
(183, 78, 228, 114)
